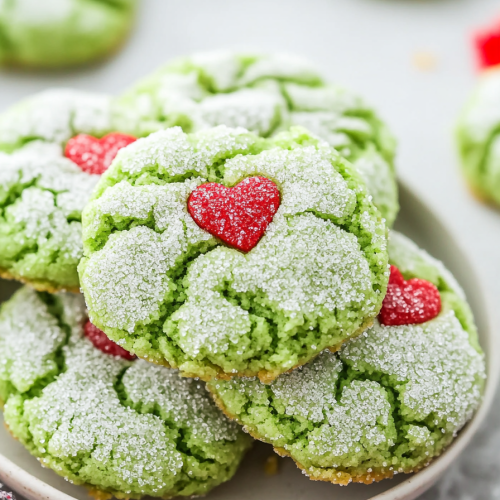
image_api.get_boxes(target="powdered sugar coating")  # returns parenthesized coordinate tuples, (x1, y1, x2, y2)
(167, 248, 253, 359)
(271, 352, 343, 422)
(84, 226, 184, 332)
(342, 312, 484, 432)
(229, 214, 374, 316)
(352, 147, 398, 226)
(1, 287, 250, 498)
(199, 87, 285, 136)
(0, 90, 139, 291)
(0, 288, 82, 403)
(229, 356, 395, 462)
(0, 288, 67, 397)
(24, 341, 185, 493)
(208, 232, 485, 483)
(82, 179, 216, 334)
(306, 379, 393, 458)
(166, 214, 374, 367)
(120, 51, 398, 225)
(123, 361, 240, 442)
(0, 90, 113, 148)
(86, 178, 212, 243)
(210, 350, 397, 473)
(79, 126, 388, 381)
(114, 126, 256, 179)
(223, 144, 356, 218)
(0, 141, 100, 290)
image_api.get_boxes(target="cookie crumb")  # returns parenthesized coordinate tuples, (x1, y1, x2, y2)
(264, 455, 280, 476)
(412, 51, 438, 72)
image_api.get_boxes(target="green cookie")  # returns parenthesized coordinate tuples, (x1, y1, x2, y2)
(457, 67, 500, 205)
(0, 0, 138, 68)
(0, 286, 251, 499)
(208, 231, 485, 485)
(78, 125, 389, 382)
(0, 89, 139, 292)
(120, 51, 399, 226)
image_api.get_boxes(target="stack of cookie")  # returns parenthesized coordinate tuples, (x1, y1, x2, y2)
(0, 52, 486, 499)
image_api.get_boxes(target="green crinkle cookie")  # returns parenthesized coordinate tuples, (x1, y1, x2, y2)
(0, 0, 138, 68)
(0, 89, 140, 292)
(78, 125, 389, 382)
(457, 67, 500, 205)
(208, 231, 486, 485)
(0, 286, 251, 499)
(120, 51, 399, 226)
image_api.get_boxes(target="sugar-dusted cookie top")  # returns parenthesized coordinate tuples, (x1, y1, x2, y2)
(0, 286, 250, 499)
(121, 51, 399, 225)
(0, 89, 139, 292)
(0, 0, 138, 68)
(208, 232, 485, 485)
(78, 125, 389, 382)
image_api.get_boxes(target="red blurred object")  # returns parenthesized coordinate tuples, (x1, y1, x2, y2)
(188, 176, 280, 252)
(84, 320, 135, 360)
(65, 133, 136, 175)
(475, 18, 500, 70)
(379, 265, 441, 326)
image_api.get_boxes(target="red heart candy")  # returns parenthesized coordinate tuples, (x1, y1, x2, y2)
(84, 320, 136, 360)
(65, 133, 137, 175)
(475, 19, 500, 69)
(188, 176, 280, 252)
(379, 265, 441, 326)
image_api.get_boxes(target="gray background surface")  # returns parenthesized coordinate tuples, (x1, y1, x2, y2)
(1, 0, 500, 498)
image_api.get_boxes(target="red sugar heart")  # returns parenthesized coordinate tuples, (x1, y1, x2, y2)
(65, 133, 137, 175)
(379, 265, 441, 326)
(84, 320, 135, 360)
(188, 176, 280, 252)
(475, 19, 500, 69)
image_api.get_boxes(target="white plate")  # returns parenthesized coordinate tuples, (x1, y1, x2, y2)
(0, 181, 497, 500)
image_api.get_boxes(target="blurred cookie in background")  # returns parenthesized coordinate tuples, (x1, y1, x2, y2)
(457, 16, 500, 205)
(0, 0, 138, 69)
